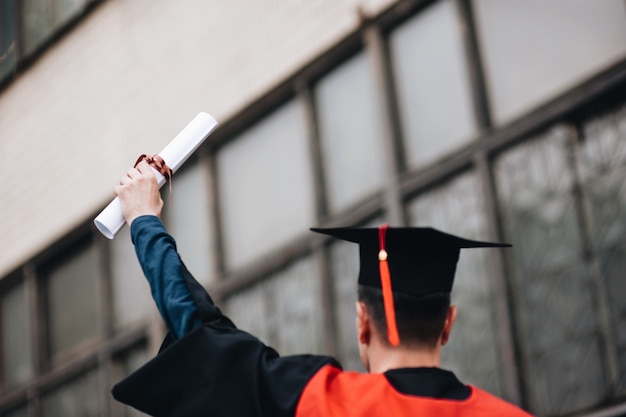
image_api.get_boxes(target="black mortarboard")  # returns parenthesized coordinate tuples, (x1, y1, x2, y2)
(311, 225, 511, 345)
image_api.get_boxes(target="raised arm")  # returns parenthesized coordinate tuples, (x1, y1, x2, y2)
(115, 161, 200, 338)
(112, 161, 339, 416)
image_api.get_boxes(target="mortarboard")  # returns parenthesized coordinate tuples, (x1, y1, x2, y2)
(311, 224, 511, 346)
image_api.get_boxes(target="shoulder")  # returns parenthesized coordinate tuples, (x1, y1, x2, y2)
(469, 387, 535, 416)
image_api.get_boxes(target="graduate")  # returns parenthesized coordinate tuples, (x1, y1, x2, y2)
(112, 160, 534, 416)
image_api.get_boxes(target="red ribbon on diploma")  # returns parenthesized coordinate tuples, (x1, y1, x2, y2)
(135, 154, 173, 203)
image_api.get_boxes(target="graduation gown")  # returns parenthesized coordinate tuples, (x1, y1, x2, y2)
(112, 217, 533, 417)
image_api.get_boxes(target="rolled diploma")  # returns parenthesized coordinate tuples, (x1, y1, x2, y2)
(94, 112, 218, 239)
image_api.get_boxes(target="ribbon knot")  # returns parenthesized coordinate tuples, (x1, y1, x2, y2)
(135, 154, 173, 203)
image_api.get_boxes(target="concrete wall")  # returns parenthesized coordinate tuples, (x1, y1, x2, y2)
(0, 0, 397, 277)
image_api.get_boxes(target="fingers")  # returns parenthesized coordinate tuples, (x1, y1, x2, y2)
(135, 160, 153, 175)
(125, 167, 140, 181)
(114, 161, 155, 196)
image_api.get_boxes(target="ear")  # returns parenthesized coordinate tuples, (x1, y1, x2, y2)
(440, 305, 457, 346)
(356, 301, 371, 345)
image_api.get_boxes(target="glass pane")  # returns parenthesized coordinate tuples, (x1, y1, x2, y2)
(113, 345, 151, 417)
(45, 242, 100, 358)
(407, 173, 505, 397)
(1, 281, 33, 389)
(163, 163, 216, 287)
(222, 283, 272, 346)
(329, 217, 383, 372)
(474, 0, 626, 123)
(110, 229, 155, 331)
(495, 127, 606, 415)
(217, 101, 315, 270)
(329, 239, 362, 371)
(54, 0, 86, 29)
(2, 404, 28, 417)
(22, 0, 54, 55)
(41, 370, 100, 417)
(579, 104, 626, 392)
(224, 256, 324, 356)
(316, 53, 386, 212)
(0, 0, 17, 80)
(389, 0, 476, 169)
(269, 256, 324, 355)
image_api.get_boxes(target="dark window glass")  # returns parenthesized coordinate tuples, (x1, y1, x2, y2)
(329, 238, 362, 371)
(1, 280, 33, 389)
(113, 345, 150, 417)
(329, 218, 383, 372)
(408, 173, 507, 398)
(22, 0, 54, 55)
(41, 370, 100, 417)
(2, 404, 28, 417)
(223, 256, 324, 355)
(44, 242, 100, 359)
(0, 0, 17, 80)
(110, 227, 154, 331)
(579, 104, 626, 393)
(495, 126, 606, 415)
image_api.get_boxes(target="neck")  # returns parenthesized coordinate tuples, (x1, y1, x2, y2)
(367, 340, 441, 373)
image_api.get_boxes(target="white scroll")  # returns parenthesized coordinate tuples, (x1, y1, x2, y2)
(94, 112, 219, 239)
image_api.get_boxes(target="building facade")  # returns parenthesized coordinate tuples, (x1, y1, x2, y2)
(1, 0, 626, 416)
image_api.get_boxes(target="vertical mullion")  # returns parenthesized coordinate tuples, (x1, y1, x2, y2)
(23, 264, 44, 376)
(23, 263, 42, 416)
(460, 0, 525, 405)
(297, 81, 329, 223)
(207, 150, 227, 283)
(362, 24, 406, 226)
(567, 123, 620, 395)
(95, 236, 112, 417)
(297, 81, 338, 356)
(455, 0, 492, 131)
(474, 152, 524, 405)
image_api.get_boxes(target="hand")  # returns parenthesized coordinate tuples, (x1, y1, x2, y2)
(114, 161, 164, 226)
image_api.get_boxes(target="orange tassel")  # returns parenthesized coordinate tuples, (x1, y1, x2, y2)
(379, 225, 400, 346)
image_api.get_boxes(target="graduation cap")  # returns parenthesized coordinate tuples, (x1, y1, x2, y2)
(311, 224, 511, 346)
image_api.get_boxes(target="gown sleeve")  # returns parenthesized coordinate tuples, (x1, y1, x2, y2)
(112, 215, 340, 417)
(129, 215, 203, 339)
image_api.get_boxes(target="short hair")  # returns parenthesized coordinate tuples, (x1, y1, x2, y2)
(357, 285, 451, 348)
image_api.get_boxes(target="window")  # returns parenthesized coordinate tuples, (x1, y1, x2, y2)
(474, 0, 626, 123)
(578, 104, 626, 393)
(110, 228, 154, 331)
(44, 241, 100, 359)
(407, 173, 507, 398)
(329, 237, 362, 371)
(269, 256, 324, 355)
(315, 53, 386, 212)
(22, 0, 89, 55)
(40, 370, 101, 417)
(1, 280, 33, 390)
(112, 344, 150, 417)
(222, 282, 272, 345)
(389, 0, 476, 169)
(3, 405, 28, 417)
(217, 101, 315, 270)
(163, 162, 216, 286)
(329, 217, 384, 372)
(223, 256, 324, 355)
(495, 127, 606, 415)
(0, 0, 17, 81)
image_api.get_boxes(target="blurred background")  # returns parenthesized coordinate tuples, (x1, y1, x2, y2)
(1, 0, 625, 415)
